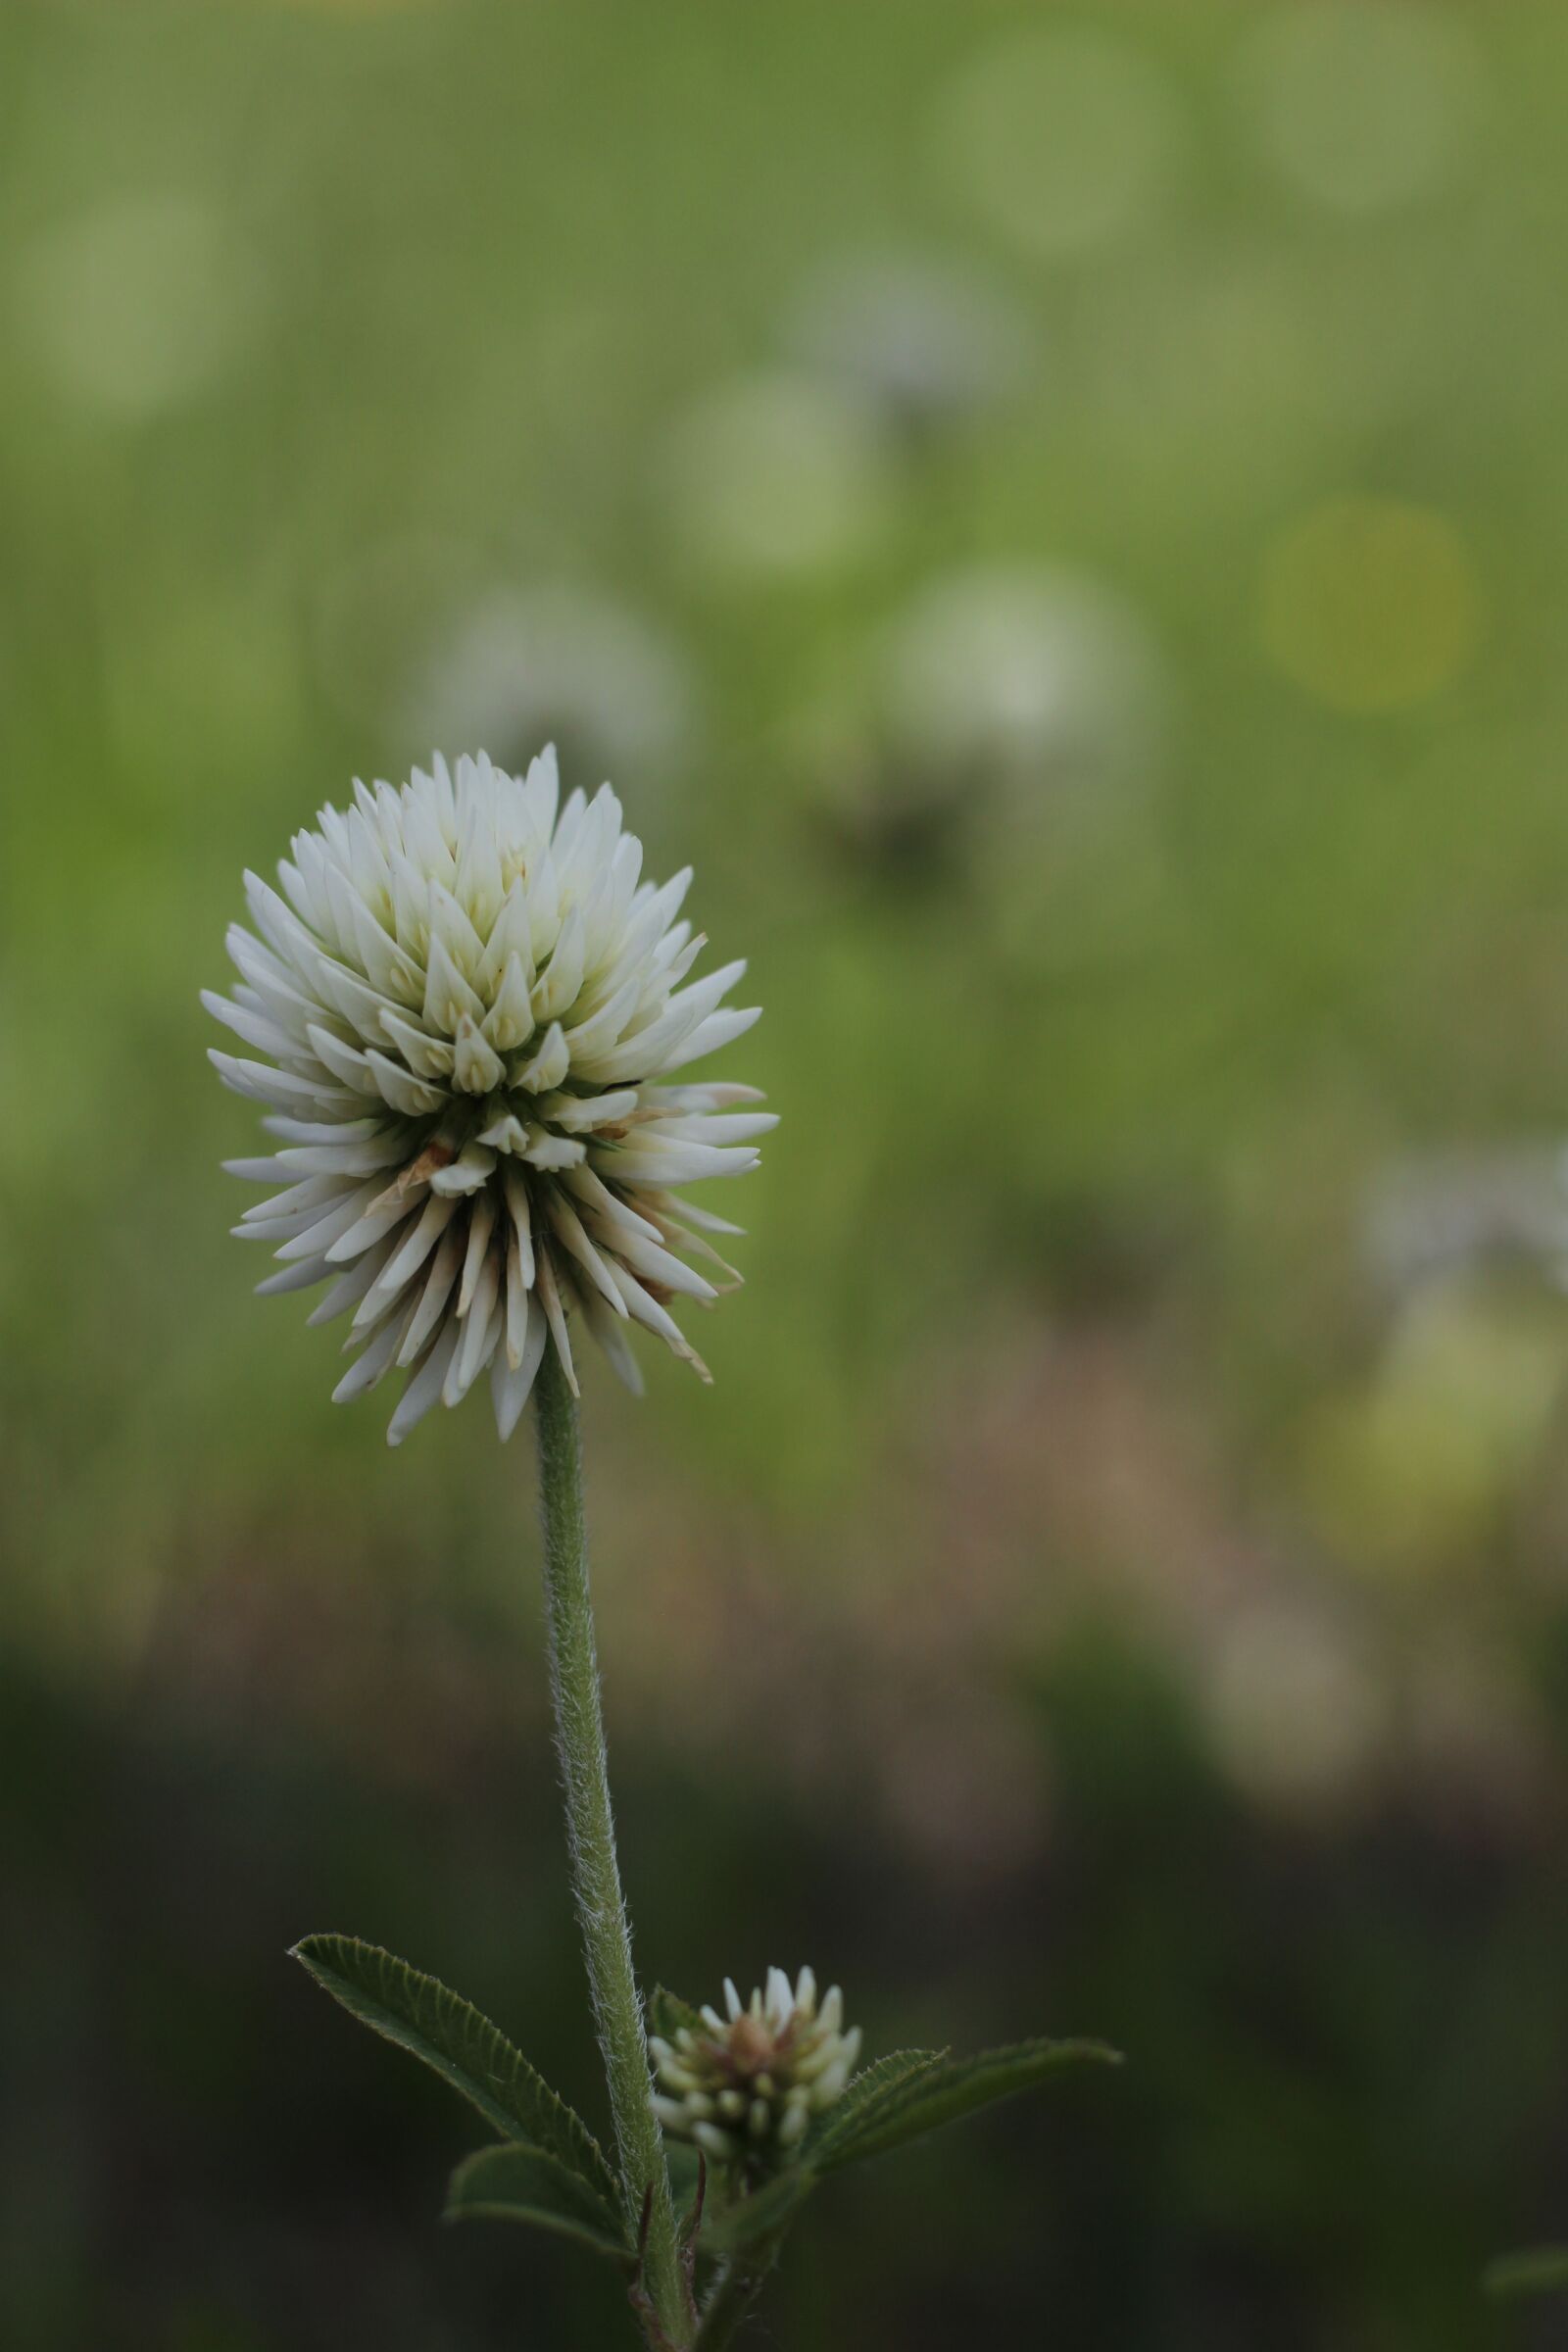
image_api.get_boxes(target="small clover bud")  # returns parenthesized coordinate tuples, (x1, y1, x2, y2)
(651, 1967, 860, 2170)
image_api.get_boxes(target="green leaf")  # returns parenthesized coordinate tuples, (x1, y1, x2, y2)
(291, 1934, 617, 2212)
(700, 2163, 817, 2256)
(446, 2142, 628, 2261)
(814, 2036, 1122, 2172)
(1484, 2246, 1568, 2300)
(648, 1985, 706, 2044)
(665, 2137, 705, 2214)
(806, 2048, 948, 2167)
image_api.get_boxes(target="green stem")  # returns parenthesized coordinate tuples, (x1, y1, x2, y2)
(694, 2252, 770, 2351)
(533, 1348, 688, 2346)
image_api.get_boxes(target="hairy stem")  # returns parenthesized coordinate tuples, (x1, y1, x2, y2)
(534, 1348, 687, 2345)
(695, 2253, 771, 2351)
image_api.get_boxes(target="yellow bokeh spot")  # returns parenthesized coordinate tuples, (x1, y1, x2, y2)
(1260, 496, 1481, 711)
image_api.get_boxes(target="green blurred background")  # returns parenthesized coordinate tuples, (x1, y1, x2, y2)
(6, 1, 1568, 2344)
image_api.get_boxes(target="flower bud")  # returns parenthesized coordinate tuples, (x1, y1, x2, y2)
(651, 1967, 861, 2168)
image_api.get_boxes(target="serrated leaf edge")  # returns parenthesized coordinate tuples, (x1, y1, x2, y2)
(648, 1984, 705, 2042)
(816, 2034, 1122, 2171)
(807, 2047, 949, 2166)
(291, 1933, 618, 2212)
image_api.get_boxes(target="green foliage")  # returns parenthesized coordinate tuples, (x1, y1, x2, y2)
(291, 1934, 618, 2213)
(445, 2142, 629, 2261)
(696, 2034, 1121, 2266)
(813, 2037, 1122, 2172)
(665, 2138, 706, 2216)
(648, 1986, 706, 2043)
(700, 2164, 818, 2258)
(805, 2048, 948, 2167)
(1483, 2246, 1568, 2299)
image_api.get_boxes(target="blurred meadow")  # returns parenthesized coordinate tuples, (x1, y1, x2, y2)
(7, 0, 1568, 2344)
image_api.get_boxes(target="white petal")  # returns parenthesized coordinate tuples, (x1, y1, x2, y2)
(452, 1012, 505, 1095)
(652, 1112, 778, 1146)
(482, 953, 536, 1054)
(305, 1023, 383, 1098)
(363, 1050, 448, 1116)
(535, 1246, 577, 1395)
(560, 969, 644, 1064)
(271, 1133, 410, 1178)
(396, 1221, 466, 1364)
(514, 1020, 568, 1093)
(202, 990, 302, 1063)
(379, 1007, 456, 1080)
(261, 1114, 390, 1146)
(546, 1191, 629, 1313)
(254, 1257, 334, 1297)
(430, 1142, 497, 1198)
(387, 1320, 461, 1446)
(422, 928, 484, 1032)
(353, 1191, 459, 1328)
(611, 1261, 710, 1380)
(322, 1185, 422, 1266)
(209, 1050, 360, 1115)
(564, 1164, 665, 1245)
(475, 1112, 531, 1157)
(275, 1175, 398, 1262)
(502, 1163, 535, 1285)
(458, 1190, 499, 1315)
(491, 1298, 548, 1439)
(308, 1235, 398, 1326)
(223, 1155, 294, 1185)
(332, 1300, 413, 1402)
(608, 1229, 717, 1302)
(474, 876, 535, 999)
(531, 906, 585, 1022)
(444, 1270, 502, 1404)
(504, 1223, 534, 1368)
(596, 1140, 758, 1185)
(532, 1087, 640, 1134)
(656, 1003, 762, 1075)
(520, 1128, 585, 1172)
(578, 1290, 645, 1394)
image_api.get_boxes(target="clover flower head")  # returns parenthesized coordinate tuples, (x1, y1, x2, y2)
(206, 749, 770, 1444)
(651, 1967, 860, 2166)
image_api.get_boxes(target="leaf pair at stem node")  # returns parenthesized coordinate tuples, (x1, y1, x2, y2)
(291, 1931, 1122, 2345)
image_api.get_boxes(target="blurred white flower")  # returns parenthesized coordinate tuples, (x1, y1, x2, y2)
(14, 193, 268, 421)
(1199, 1596, 1387, 1815)
(207, 751, 769, 1443)
(1300, 1274, 1568, 1571)
(934, 24, 1187, 261)
(1236, 2, 1483, 217)
(662, 372, 894, 581)
(1362, 1147, 1568, 1298)
(651, 1968, 860, 2167)
(408, 585, 698, 789)
(877, 562, 1166, 811)
(783, 248, 1034, 438)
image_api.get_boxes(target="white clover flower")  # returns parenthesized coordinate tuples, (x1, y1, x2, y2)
(206, 749, 770, 1445)
(409, 584, 697, 793)
(784, 247, 1033, 439)
(651, 1968, 860, 2167)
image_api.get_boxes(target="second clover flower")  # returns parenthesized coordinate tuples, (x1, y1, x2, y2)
(651, 1968, 861, 2167)
(206, 749, 771, 1443)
